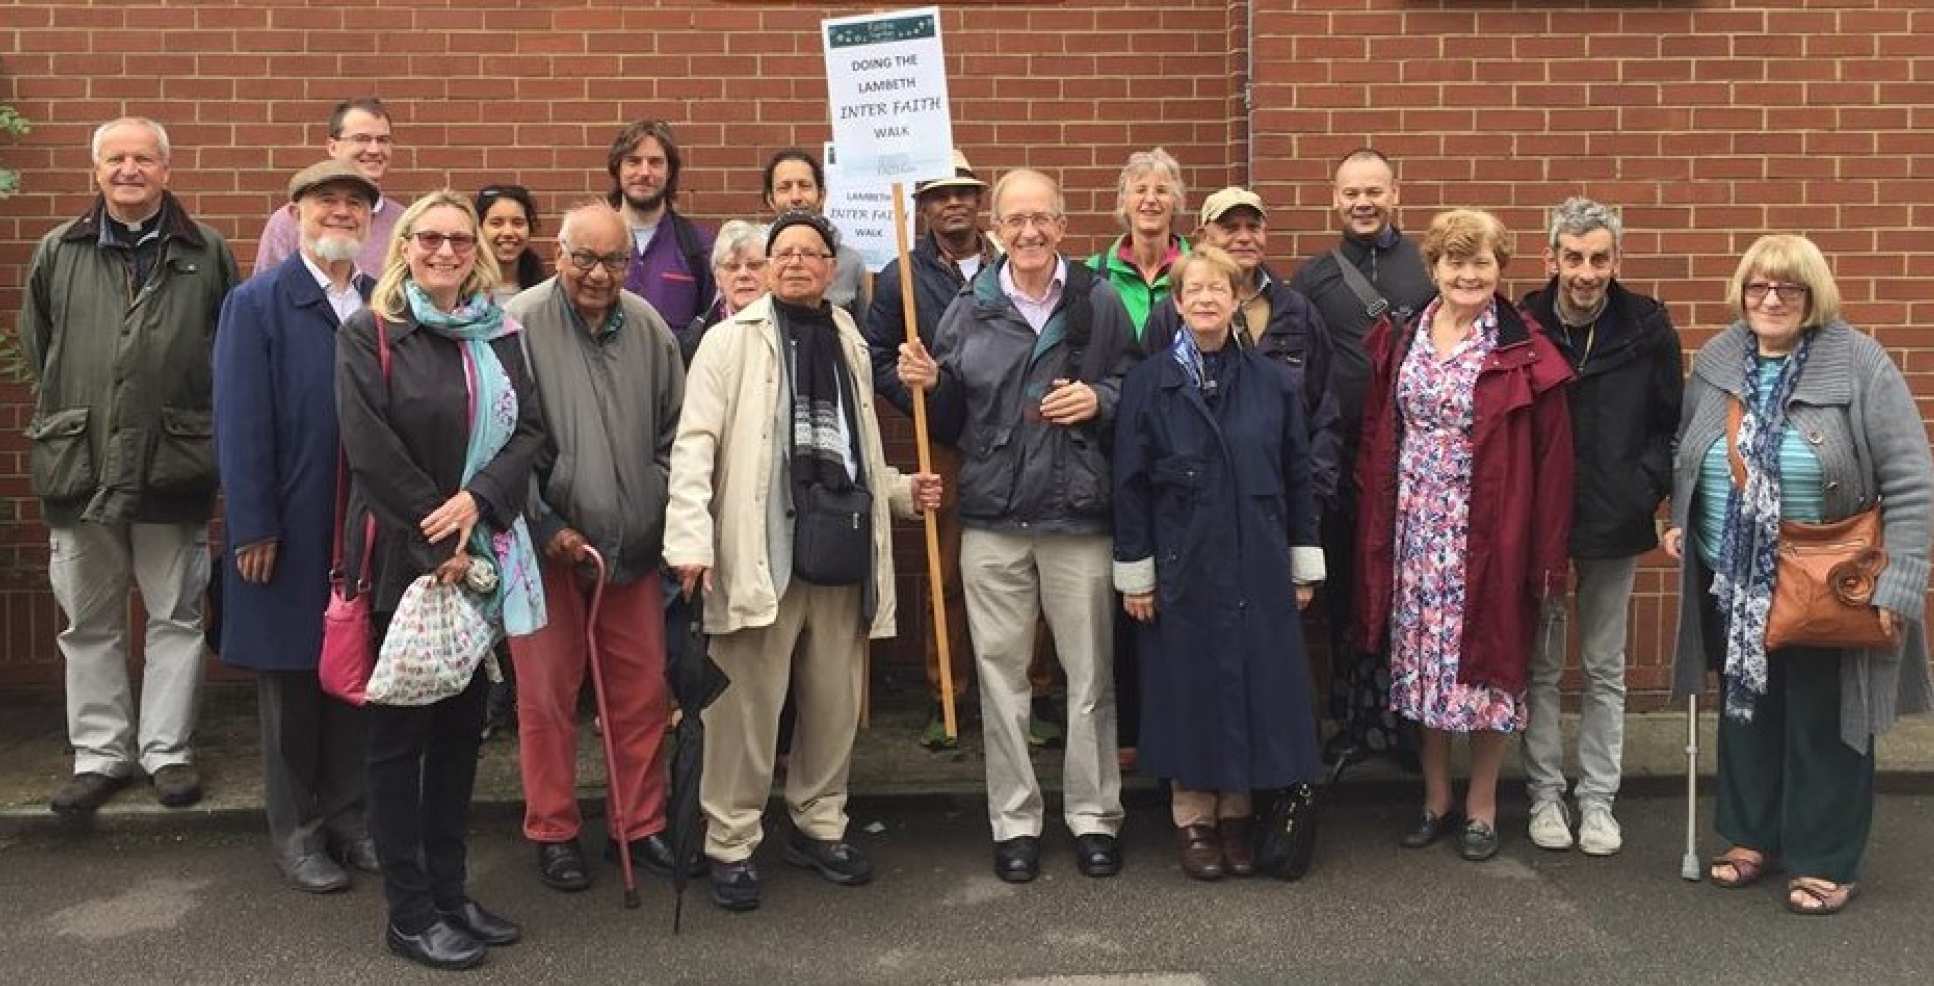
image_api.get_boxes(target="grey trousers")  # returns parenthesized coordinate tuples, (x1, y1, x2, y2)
(258, 670, 369, 859)
(960, 529, 1124, 842)
(49, 521, 209, 776)
(1523, 554, 1637, 810)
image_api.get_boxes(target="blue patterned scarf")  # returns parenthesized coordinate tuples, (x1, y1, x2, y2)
(1709, 331, 1812, 721)
(405, 283, 547, 637)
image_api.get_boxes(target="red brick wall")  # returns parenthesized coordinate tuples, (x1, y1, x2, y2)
(1, 1, 1930, 706)
(1252, 0, 1934, 704)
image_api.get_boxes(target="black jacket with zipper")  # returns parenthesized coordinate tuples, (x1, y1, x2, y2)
(1521, 278, 1684, 558)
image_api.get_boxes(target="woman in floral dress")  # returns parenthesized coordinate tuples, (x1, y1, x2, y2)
(1352, 209, 1574, 861)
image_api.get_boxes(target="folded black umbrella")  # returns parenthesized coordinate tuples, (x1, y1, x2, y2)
(666, 588, 730, 932)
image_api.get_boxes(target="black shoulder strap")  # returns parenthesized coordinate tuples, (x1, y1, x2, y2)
(670, 212, 716, 310)
(1330, 248, 1389, 321)
(1059, 263, 1098, 382)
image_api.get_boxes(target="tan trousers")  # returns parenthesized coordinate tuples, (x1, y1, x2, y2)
(961, 529, 1123, 841)
(924, 443, 1054, 704)
(1171, 784, 1253, 828)
(700, 581, 864, 862)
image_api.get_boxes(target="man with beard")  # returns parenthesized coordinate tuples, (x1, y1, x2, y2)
(605, 120, 716, 331)
(253, 98, 403, 275)
(1518, 198, 1682, 857)
(504, 204, 687, 892)
(214, 160, 381, 891)
(1289, 148, 1435, 772)
(25, 117, 239, 814)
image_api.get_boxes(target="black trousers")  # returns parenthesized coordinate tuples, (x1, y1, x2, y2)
(366, 660, 489, 932)
(257, 670, 368, 860)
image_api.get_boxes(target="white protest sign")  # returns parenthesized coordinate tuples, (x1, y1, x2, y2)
(822, 6, 954, 186)
(823, 143, 915, 274)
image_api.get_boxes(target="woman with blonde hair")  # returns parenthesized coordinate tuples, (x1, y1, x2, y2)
(1089, 147, 1190, 337)
(337, 189, 547, 969)
(1353, 208, 1573, 862)
(1664, 234, 1932, 915)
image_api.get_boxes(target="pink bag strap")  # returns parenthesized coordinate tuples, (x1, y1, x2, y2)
(331, 316, 392, 588)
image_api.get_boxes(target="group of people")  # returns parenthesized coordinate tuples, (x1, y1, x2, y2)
(18, 97, 1931, 969)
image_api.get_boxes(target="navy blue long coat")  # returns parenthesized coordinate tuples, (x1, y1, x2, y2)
(213, 255, 370, 671)
(1113, 343, 1323, 791)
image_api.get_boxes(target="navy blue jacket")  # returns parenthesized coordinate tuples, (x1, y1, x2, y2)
(213, 255, 370, 670)
(1141, 265, 1343, 511)
(927, 257, 1138, 535)
(1113, 345, 1322, 790)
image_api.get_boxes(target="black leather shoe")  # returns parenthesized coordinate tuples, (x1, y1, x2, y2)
(1458, 820, 1501, 862)
(279, 850, 350, 894)
(537, 841, 591, 892)
(386, 920, 485, 970)
(50, 772, 129, 814)
(1399, 809, 1463, 849)
(331, 836, 381, 875)
(993, 836, 1040, 883)
(1073, 833, 1122, 878)
(710, 858, 761, 912)
(782, 829, 873, 886)
(437, 900, 520, 946)
(608, 832, 708, 880)
(151, 764, 203, 808)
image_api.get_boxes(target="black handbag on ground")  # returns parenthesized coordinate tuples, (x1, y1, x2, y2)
(1253, 783, 1320, 880)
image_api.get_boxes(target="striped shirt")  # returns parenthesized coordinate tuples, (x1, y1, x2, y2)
(1693, 356, 1825, 567)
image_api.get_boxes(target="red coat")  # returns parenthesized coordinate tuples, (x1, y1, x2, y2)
(1350, 296, 1574, 694)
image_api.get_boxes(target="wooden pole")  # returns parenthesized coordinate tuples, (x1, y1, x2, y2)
(891, 180, 958, 740)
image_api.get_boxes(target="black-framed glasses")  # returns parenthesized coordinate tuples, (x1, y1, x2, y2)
(563, 249, 631, 275)
(1745, 281, 1809, 304)
(410, 231, 477, 254)
(771, 248, 834, 266)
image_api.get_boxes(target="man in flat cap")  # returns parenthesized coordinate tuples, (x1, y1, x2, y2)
(214, 160, 380, 892)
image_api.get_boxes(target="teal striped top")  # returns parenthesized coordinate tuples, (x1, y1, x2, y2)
(1694, 356, 1825, 567)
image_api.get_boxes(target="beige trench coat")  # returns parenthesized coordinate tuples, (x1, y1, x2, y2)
(663, 294, 914, 638)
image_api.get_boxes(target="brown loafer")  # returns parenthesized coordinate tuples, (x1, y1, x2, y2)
(1177, 824, 1223, 881)
(1218, 817, 1255, 877)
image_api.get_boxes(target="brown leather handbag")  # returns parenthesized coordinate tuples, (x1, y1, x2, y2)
(1726, 399, 1897, 651)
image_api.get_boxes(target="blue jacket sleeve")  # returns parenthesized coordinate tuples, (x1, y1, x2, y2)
(1111, 365, 1158, 593)
(1294, 292, 1343, 513)
(212, 284, 283, 549)
(925, 294, 973, 445)
(863, 257, 915, 416)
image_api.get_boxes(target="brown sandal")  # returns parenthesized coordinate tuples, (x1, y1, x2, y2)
(1786, 877, 1855, 916)
(1708, 848, 1767, 888)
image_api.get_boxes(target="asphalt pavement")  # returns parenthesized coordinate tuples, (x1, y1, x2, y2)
(1, 791, 1930, 986)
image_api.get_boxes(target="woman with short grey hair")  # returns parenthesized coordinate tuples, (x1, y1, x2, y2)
(1663, 233, 1932, 916)
(678, 219, 768, 364)
(1088, 147, 1190, 335)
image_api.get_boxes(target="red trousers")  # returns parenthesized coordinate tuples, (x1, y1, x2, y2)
(508, 557, 669, 844)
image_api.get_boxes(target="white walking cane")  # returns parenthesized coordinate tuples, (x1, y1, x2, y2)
(1680, 691, 1701, 881)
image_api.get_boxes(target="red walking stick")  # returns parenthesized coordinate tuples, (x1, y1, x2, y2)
(579, 546, 640, 908)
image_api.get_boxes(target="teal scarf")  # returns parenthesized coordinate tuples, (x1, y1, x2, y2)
(405, 283, 547, 637)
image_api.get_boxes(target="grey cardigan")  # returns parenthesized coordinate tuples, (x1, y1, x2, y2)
(1669, 321, 1934, 750)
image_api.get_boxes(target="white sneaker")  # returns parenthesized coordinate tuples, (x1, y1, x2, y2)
(1578, 805, 1623, 856)
(1528, 800, 1573, 851)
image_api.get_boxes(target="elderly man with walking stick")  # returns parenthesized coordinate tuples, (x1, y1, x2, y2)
(503, 202, 689, 893)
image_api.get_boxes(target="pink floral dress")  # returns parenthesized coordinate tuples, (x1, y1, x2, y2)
(1385, 300, 1528, 733)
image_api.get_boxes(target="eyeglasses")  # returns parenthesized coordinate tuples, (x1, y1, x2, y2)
(720, 259, 769, 274)
(1745, 281, 1810, 304)
(563, 249, 631, 275)
(771, 249, 833, 266)
(410, 231, 477, 254)
(998, 212, 1061, 233)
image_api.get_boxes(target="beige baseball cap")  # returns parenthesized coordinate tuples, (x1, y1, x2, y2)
(915, 150, 988, 196)
(287, 159, 380, 205)
(1199, 186, 1266, 225)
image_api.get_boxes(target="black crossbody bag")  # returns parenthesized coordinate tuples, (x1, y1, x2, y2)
(783, 335, 873, 587)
